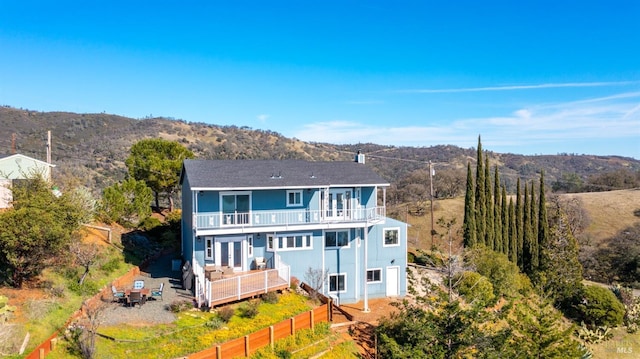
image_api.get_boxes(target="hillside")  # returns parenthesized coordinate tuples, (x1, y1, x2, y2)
(400, 189, 640, 263)
(1, 106, 639, 195)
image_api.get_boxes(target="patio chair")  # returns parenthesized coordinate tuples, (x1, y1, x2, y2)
(151, 282, 164, 301)
(111, 285, 125, 303)
(133, 280, 145, 289)
(254, 257, 266, 270)
(128, 290, 143, 307)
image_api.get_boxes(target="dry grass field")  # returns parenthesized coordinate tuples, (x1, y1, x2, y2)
(564, 189, 640, 243)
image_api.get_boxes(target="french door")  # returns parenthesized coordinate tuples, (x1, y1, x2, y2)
(324, 189, 351, 219)
(215, 236, 244, 271)
(221, 192, 250, 225)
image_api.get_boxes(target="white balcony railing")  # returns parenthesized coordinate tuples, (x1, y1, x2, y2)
(195, 206, 385, 230)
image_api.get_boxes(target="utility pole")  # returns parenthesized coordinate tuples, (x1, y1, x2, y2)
(11, 133, 16, 154)
(46, 131, 52, 181)
(429, 161, 435, 248)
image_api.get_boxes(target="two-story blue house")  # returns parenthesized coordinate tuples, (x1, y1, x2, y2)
(180, 154, 407, 309)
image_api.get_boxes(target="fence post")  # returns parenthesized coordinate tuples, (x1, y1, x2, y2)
(310, 310, 315, 331)
(245, 335, 250, 357)
(216, 345, 222, 359)
(269, 326, 275, 349)
(328, 299, 333, 322)
(39, 348, 44, 359)
(290, 317, 295, 336)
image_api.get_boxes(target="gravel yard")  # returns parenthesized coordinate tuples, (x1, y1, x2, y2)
(101, 253, 194, 326)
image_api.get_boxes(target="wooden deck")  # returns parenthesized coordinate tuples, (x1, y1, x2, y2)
(207, 268, 289, 307)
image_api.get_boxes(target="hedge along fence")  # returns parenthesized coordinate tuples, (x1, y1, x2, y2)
(188, 303, 331, 359)
(23, 266, 144, 359)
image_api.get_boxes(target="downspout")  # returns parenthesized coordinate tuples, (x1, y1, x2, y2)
(192, 190, 200, 307)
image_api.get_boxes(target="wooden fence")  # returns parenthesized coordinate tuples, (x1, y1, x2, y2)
(188, 303, 331, 359)
(23, 266, 144, 359)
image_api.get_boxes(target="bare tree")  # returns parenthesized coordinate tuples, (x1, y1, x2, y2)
(304, 267, 329, 302)
(69, 238, 100, 285)
(68, 300, 107, 359)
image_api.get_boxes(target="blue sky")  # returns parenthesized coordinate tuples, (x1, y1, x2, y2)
(1, 1, 639, 158)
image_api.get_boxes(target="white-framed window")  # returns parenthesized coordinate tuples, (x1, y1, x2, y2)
(267, 233, 312, 251)
(366, 268, 382, 283)
(329, 273, 347, 293)
(325, 230, 350, 248)
(383, 228, 400, 247)
(205, 236, 214, 260)
(267, 234, 275, 251)
(286, 190, 303, 207)
(248, 235, 253, 257)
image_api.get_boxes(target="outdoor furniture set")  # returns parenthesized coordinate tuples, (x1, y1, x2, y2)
(111, 280, 164, 307)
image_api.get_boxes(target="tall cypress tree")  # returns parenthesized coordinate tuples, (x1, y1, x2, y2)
(475, 137, 486, 245)
(493, 166, 503, 253)
(522, 184, 533, 275)
(516, 178, 524, 269)
(537, 170, 550, 271)
(501, 185, 509, 256)
(484, 157, 494, 249)
(509, 197, 517, 263)
(529, 181, 539, 272)
(463, 162, 477, 248)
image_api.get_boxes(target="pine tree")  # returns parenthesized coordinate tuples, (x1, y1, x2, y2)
(540, 205, 584, 302)
(463, 162, 477, 248)
(484, 157, 494, 249)
(493, 167, 503, 253)
(475, 137, 486, 245)
(503, 296, 584, 358)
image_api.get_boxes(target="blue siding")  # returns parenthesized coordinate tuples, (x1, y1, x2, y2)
(181, 179, 407, 305)
(181, 173, 194, 261)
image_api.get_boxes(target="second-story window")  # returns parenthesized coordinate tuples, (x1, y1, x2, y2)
(383, 228, 400, 247)
(325, 230, 350, 248)
(287, 190, 303, 207)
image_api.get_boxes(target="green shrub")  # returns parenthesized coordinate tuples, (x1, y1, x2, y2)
(240, 299, 260, 318)
(466, 247, 521, 299)
(205, 317, 224, 329)
(217, 306, 235, 322)
(67, 280, 99, 296)
(453, 271, 496, 307)
(100, 257, 121, 273)
(138, 216, 162, 231)
(571, 285, 625, 327)
(169, 299, 193, 313)
(262, 291, 279, 304)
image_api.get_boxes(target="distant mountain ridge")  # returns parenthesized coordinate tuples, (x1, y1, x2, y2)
(1, 106, 638, 194)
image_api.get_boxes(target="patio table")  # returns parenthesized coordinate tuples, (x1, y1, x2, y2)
(125, 288, 150, 306)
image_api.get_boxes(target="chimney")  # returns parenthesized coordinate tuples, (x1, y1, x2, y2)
(355, 150, 365, 164)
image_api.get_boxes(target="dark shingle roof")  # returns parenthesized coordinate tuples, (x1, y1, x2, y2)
(181, 159, 389, 189)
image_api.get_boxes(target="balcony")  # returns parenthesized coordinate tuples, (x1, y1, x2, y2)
(194, 206, 385, 231)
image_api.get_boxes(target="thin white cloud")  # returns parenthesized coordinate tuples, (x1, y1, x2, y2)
(293, 90, 640, 157)
(257, 114, 270, 123)
(399, 81, 640, 94)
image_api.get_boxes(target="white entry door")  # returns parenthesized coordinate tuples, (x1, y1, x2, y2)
(386, 266, 399, 297)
